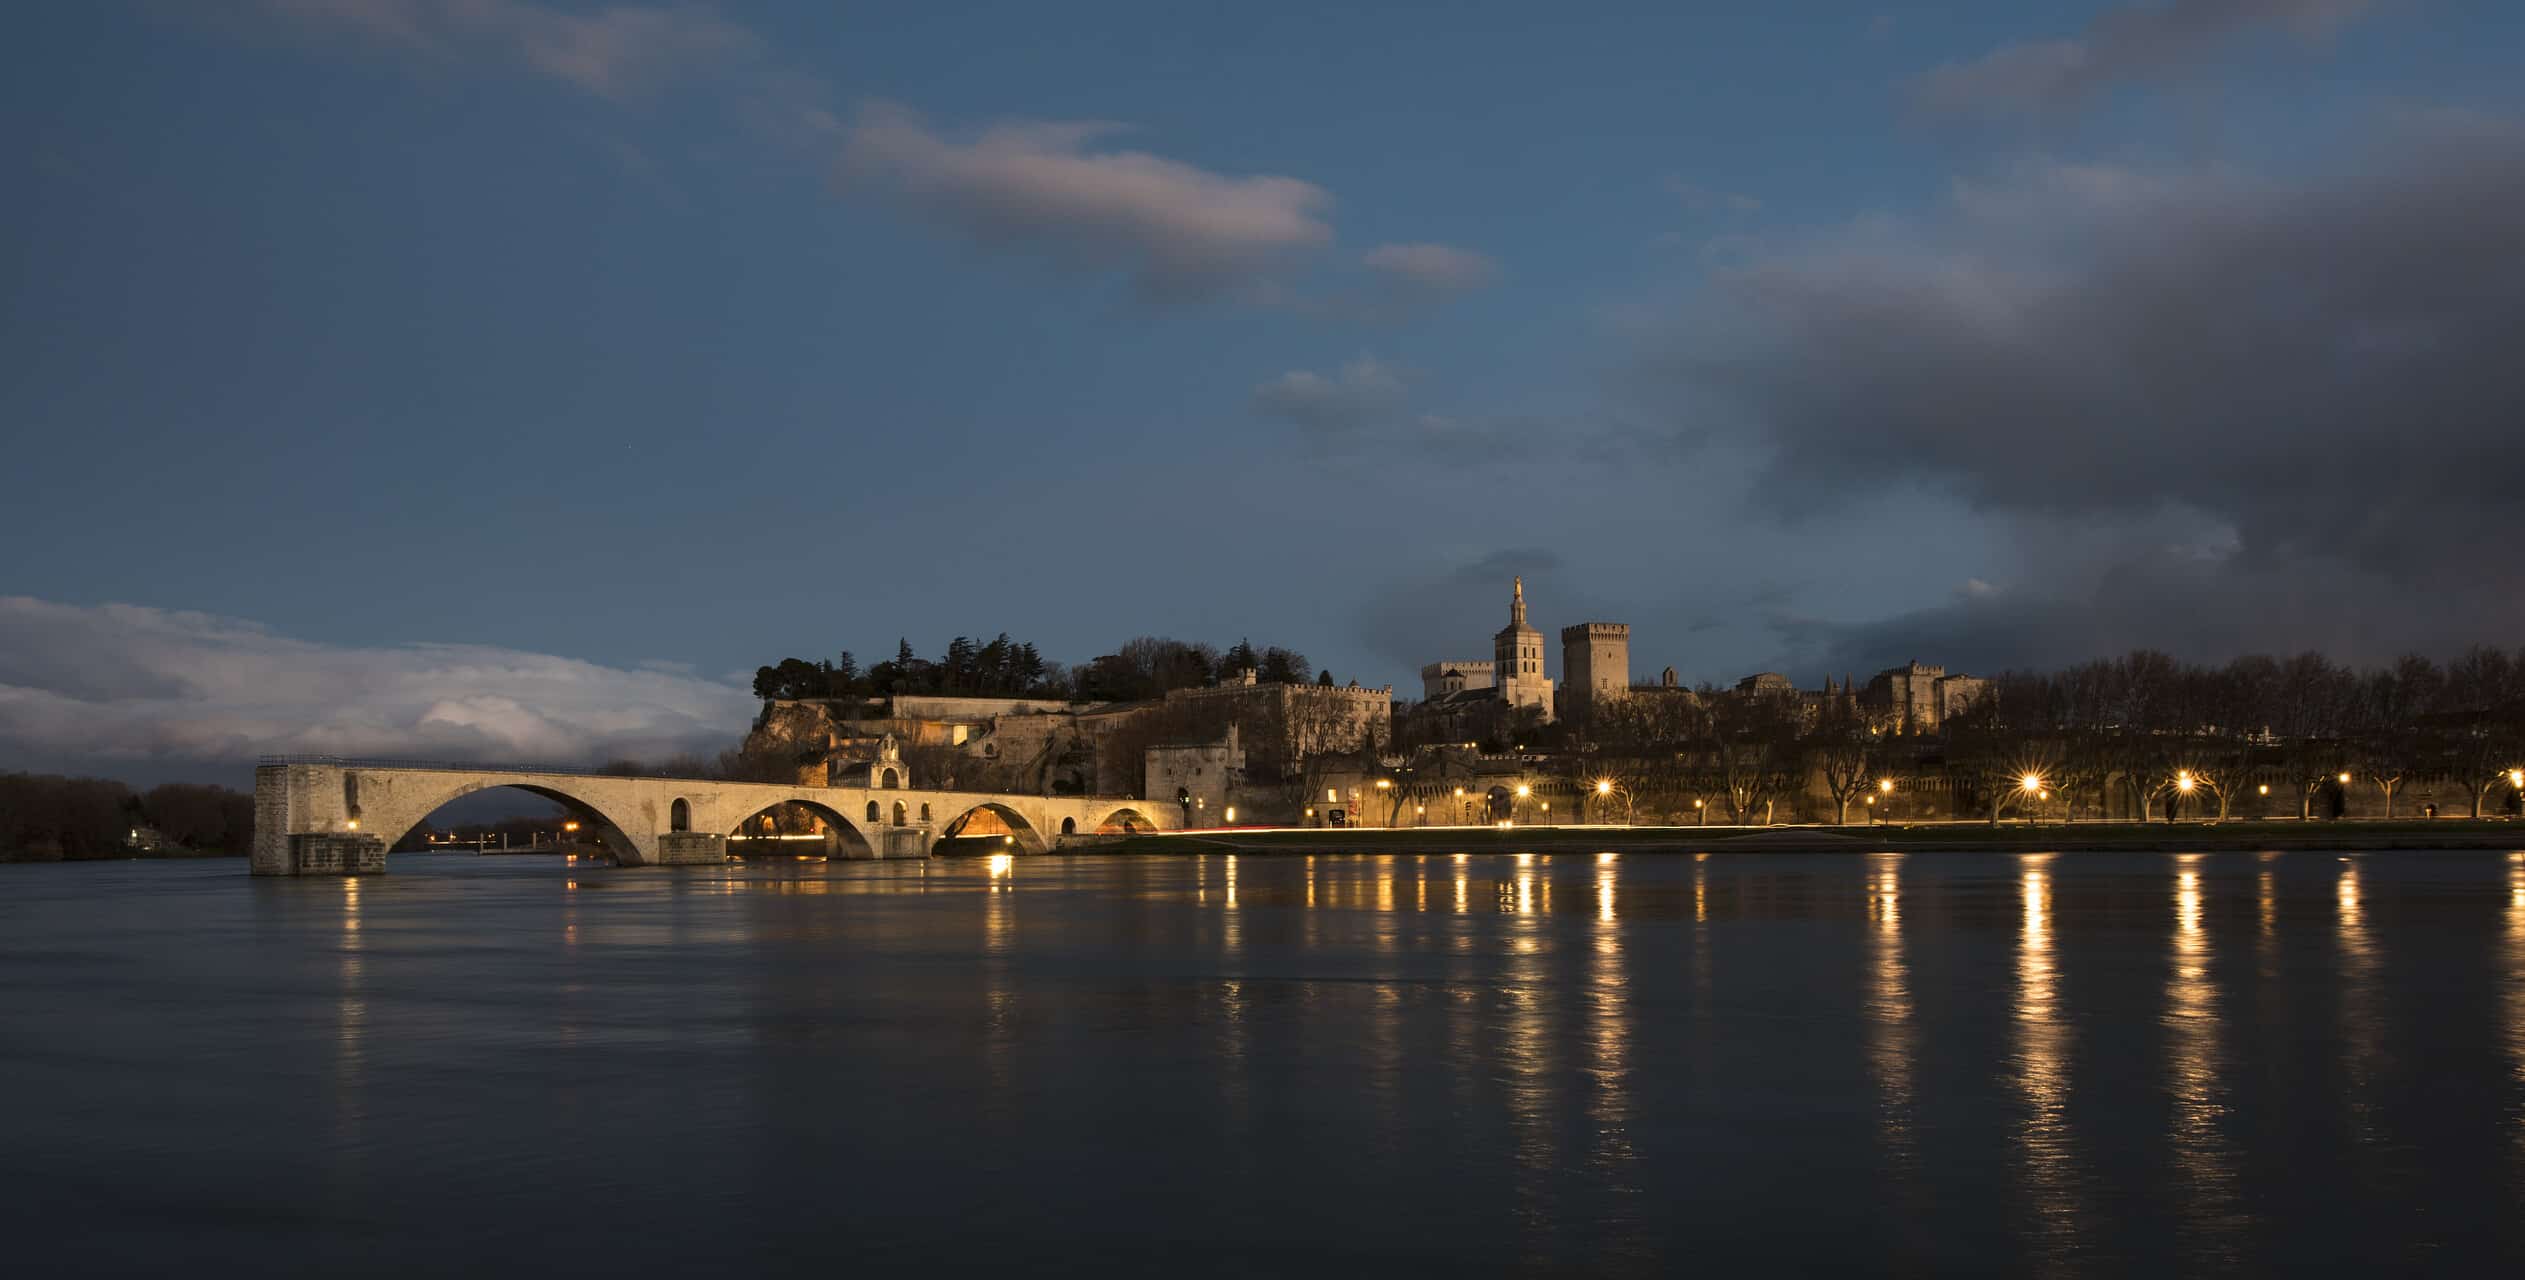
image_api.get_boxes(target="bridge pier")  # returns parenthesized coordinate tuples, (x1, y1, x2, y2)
(655, 833, 728, 865)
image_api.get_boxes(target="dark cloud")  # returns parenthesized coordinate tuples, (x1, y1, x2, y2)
(1356, 549, 1570, 675)
(1911, 0, 2375, 117)
(1653, 113, 2525, 668)
(1771, 537, 2505, 676)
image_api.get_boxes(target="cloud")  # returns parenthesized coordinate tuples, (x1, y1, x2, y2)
(0, 597, 757, 773)
(1911, 0, 2375, 117)
(1362, 242, 1500, 294)
(1250, 357, 1408, 437)
(1771, 536, 2500, 676)
(836, 103, 1334, 300)
(1356, 549, 1569, 674)
(1649, 111, 2525, 668)
(259, 0, 761, 100)
(1665, 177, 1762, 214)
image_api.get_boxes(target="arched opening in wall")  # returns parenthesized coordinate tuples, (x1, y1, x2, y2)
(726, 799, 873, 860)
(891, 800, 909, 827)
(867, 800, 881, 823)
(1061, 817, 1077, 836)
(670, 798, 691, 833)
(382, 783, 635, 868)
(1486, 786, 1514, 822)
(1096, 806, 1158, 835)
(920, 803, 932, 823)
(938, 803, 1050, 855)
(881, 769, 901, 789)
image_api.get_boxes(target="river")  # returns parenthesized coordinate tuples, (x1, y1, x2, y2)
(6, 850, 2524, 1274)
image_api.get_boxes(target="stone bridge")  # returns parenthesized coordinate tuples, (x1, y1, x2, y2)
(250, 758, 1180, 875)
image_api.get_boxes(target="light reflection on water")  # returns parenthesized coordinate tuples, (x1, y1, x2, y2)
(2168, 859, 2247, 1261)
(8, 850, 2525, 1275)
(2014, 860, 2090, 1268)
(2510, 857, 2525, 1164)
(1865, 857, 1917, 1187)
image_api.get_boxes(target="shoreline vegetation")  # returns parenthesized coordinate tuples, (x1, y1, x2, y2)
(0, 772, 254, 863)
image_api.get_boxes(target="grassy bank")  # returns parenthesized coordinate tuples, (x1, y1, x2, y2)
(1090, 819, 2525, 856)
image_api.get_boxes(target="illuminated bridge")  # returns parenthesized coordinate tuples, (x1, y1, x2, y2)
(251, 756, 1177, 875)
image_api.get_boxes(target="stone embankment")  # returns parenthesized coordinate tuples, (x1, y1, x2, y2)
(1088, 820, 2525, 856)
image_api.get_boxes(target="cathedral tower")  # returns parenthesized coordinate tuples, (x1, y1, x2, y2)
(1492, 577, 1554, 722)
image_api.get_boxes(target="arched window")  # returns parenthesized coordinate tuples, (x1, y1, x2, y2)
(892, 801, 908, 828)
(866, 800, 880, 823)
(1061, 817, 1076, 835)
(881, 768, 900, 789)
(920, 803, 932, 822)
(670, 798, 690, 833)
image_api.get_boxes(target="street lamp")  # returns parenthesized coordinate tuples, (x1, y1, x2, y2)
(1694, 798, 1707, 826)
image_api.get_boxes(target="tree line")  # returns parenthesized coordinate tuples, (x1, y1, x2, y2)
(752, 634, 1318, 706)
(1, 774, 257, 861)
(1566, 647, 2525, 824)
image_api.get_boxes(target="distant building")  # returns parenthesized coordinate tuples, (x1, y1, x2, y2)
(1144, 724, 1245, 823)
(1419, 660, 1494, 700)
(1406, 579, 1557, 743)
(1862, 661, 1988, 734)
(1559, 622, 1630, 727)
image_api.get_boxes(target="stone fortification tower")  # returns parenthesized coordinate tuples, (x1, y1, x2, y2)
(1558, 622, 1630, 726)
(1492, 577, 1555, 722)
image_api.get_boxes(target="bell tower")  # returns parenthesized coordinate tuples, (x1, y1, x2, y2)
(1491, 577, 1553, 721)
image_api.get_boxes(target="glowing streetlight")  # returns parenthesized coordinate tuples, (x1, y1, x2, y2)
(2257, 783, 2269, 796)
(2019, 773, 2043, 793)
(2510, 768, 2524, 789)
(2338, 772, 2352, 785)
(2176, 771, 2196, 794)
(563, 820, 579, 833)
(1596, 779, 1614, 796)
(1878, 778, 1895, 794)
(1516, 784, 1531, 797)
(1375, 779, 1391, 790)
(345, 819, 360, 831)
(1223, 806, 1236, 823)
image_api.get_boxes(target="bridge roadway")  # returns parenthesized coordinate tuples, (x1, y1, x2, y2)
(251, 757, 1179, 875)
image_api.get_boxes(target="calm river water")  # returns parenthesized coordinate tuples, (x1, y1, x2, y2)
(6, 850, 2525, 1275)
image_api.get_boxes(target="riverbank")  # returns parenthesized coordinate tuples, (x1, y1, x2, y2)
(1090, 818, 2525, 855)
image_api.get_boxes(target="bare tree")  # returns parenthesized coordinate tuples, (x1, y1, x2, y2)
(1809, 709, 1880, 825)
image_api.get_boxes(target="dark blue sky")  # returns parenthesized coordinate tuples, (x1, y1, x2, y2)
(6, 1, 2523, 776)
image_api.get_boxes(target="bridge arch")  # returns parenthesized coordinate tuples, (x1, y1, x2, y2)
(363, 776, 645, 867)
(1094, 804, 1162, 835)
(938, 801, 1051, 854)
(724, 797, 874, 859)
